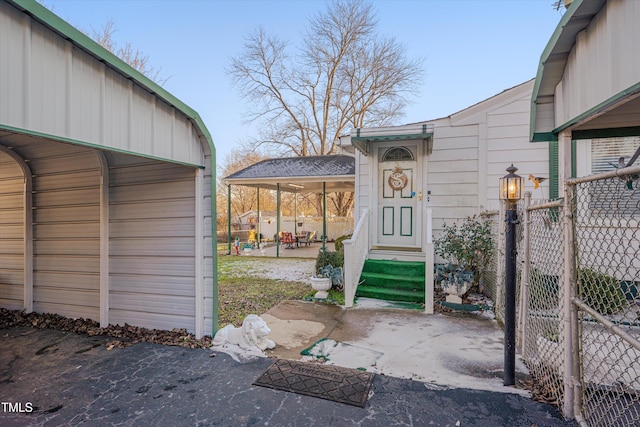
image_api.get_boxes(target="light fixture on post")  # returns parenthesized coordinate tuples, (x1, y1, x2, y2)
(499, 164, 523, 387)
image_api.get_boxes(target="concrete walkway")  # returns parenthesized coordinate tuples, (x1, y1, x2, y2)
(261, 299, 530, 394)
(0, 324, 577, 426)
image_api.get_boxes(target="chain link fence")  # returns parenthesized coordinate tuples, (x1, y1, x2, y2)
(520, 196, 566, 412)
(571, 172, 640, 427)
(519, 165, 640, 426)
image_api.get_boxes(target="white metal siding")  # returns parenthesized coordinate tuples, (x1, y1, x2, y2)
(559, 1, 640, 126)
(28, 143, 101, 320)
(0, 2, 204, 167)
(107, 155, 198, 332)
(202, 151, 215, 336)
(485, 92, 549, 212)
(428, 81, 548, 233)
(0, 151, 24, 309)
(427, 121, 480, 233)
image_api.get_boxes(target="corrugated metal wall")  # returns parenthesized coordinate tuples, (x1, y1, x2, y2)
(560, 1, 640, 126)
(24, 141, 101, 320)
(0, 150, 24, 309)
(1, 2, 216, 336)
(202, 150, 215, 335)
(0, 1, 204, 167)
(106, 152, 198, 332)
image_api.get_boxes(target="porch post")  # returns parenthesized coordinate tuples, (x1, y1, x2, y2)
(256, 188, 260, 248)
(322, 182, 327, 251)
(276, 183, 281, 257)
(227, 184, 232, 255)
(294, 192, 298, 235)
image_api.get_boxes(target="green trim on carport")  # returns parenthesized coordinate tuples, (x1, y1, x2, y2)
(529, 0, 586, 141)
(0, 124, 205, 169)
(552, 82, 640, 136)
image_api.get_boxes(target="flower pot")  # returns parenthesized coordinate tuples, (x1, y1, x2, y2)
(310, 276, 331, 299)
(441, 281, 471, 304)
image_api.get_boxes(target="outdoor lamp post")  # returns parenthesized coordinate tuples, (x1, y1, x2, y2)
(499, 164, 524, 386)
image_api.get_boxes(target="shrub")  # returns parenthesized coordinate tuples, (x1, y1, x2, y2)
(315, 249, 344, 274)
(315, 249, 344, 291)
(434, 215, 494, 286)
(334, 234, 352, 252)
(578, 268, 627, 315)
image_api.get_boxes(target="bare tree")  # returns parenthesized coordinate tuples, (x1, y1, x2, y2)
(86, 19, 168, 85)
(217, 149, 275, 223)
(229, 0, 423, 156)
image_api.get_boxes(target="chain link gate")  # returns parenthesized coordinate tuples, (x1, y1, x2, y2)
(519, 195, 567, 413)
(520, 164, 640, 426)
(569, 169, 640, 427)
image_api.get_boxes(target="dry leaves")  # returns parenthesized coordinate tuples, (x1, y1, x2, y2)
(1, 308, 212, 350)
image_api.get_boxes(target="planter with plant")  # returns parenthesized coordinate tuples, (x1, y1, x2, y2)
(434, 215, 494, 301)
(313, 248, 344, 292)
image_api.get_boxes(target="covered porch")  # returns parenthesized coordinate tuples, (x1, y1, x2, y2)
(222, 155, 356, 257)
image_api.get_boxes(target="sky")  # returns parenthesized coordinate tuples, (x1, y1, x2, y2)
(44, 0, 566, 166)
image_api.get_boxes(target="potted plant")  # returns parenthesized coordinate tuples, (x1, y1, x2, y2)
(312, 248, 345, 298)
(434, 215, 494, 302)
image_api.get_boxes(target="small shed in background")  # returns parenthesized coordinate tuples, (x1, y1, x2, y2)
(0, 1, 217, 337)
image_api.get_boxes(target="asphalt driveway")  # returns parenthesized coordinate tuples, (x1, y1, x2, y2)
(0, 326, 578, 426)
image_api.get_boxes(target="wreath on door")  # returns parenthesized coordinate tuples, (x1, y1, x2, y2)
(388, 166, 408, 191)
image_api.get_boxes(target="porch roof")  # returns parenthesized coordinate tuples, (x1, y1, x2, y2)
(223, 154, 355, 193)
(344, 124, 434, 156)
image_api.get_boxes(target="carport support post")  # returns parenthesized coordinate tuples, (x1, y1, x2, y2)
(276, 183, 281, 258)
(256, 188, 260, 249)
(227, 184, 232, 255)
(322, 182, 327, 251)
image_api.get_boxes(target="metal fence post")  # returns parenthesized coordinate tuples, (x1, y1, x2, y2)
(518, 192, 532, 354)
(563, 182, 576, 420)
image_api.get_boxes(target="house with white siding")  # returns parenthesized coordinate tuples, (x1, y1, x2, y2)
(339, 79, 550, 311)
(0, 0, 216, 337)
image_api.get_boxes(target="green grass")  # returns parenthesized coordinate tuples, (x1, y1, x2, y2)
(217, 256, 312, 327)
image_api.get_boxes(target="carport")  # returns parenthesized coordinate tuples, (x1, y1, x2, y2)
(0, 1, 216, 337)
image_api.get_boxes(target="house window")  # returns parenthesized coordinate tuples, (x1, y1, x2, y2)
(591, 136, 640, 173)
(588, 136, 640, 216)
(381, 147, 414, 162)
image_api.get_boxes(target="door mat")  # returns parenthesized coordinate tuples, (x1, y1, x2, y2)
(253, 359, 375, 407)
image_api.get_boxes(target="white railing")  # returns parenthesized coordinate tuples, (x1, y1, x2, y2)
(424, 208, 434, 313)
(343, 209, 369, 308)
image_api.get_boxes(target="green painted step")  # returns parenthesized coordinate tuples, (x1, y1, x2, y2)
(361, 259, 425, 276)
(356, 259, 426, 303)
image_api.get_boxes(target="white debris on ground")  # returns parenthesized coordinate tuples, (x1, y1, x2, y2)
(219, 258, 316, 285)
(301, 338, 383, 371)
(211, 342, 265, 363)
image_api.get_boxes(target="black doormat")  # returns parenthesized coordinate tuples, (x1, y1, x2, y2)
(253, 359, 375, 407)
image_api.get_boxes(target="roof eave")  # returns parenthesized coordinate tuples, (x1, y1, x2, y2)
(530, 0, 607, 141)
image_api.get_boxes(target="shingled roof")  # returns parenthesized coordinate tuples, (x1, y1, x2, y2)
(223, 154, 355, 193)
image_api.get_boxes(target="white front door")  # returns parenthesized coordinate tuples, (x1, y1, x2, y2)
(376, 145, 421, 249)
